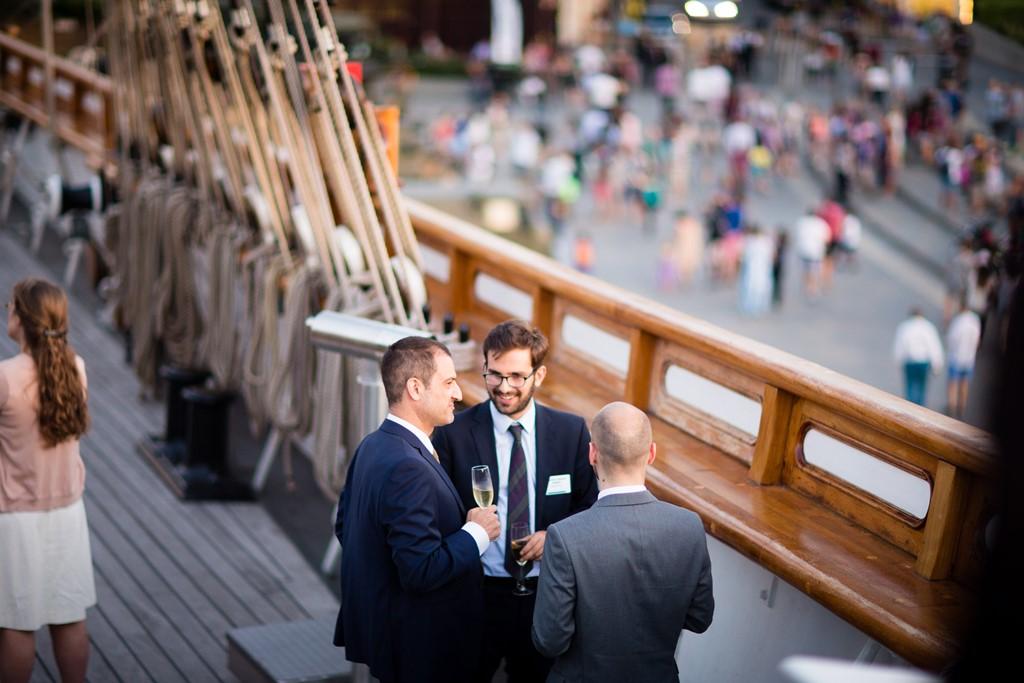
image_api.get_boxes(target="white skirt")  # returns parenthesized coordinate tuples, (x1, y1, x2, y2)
(0, 497, 97, 630)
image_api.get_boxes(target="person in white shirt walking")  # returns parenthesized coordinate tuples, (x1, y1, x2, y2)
(946, 301, 982, 419)
(892, 309, 945, 406)
(838, 212, 862, 270)
(795, 209, 830, 298)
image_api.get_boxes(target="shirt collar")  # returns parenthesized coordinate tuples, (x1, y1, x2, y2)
(386, 413, 435, 455)
(488, 398, 537, 435)
(598, 484, 648, 500)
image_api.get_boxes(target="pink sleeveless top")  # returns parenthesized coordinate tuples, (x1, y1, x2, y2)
(0, 353, 87, 513)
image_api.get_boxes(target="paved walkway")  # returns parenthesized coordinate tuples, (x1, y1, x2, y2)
(392, 60, 1000, 426)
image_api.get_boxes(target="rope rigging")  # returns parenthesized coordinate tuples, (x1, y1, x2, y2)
(35, 0, 436, 502)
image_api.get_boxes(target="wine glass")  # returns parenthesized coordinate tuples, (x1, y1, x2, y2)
(509, 521, 534, 596)
(471, 465, 493, 507)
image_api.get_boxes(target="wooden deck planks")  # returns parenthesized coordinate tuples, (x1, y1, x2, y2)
(82, 432, 275, 629)
(31, 629, 58, 683)
(84, 496, 226, 682)
(88, 536, 194, 683)
(28, 662, 55, 683)
(0, 230, 339, 681)
(82, 460, 247, 639)
(87, 410, 302, 624)
(219, 503, 341, 621)
(80, 594, 148, 683)
(182, 503, 310, 623)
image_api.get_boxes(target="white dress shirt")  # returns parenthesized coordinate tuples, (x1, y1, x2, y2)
(385, 414, 489, 555)
(486, 400, 539, 578)
(597, 484, 648, 500)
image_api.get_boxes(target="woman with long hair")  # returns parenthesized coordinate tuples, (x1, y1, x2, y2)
(1, 278, 94, 683)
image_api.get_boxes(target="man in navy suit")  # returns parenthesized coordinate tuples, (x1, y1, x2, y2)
(334, 336, 501, 683)
(433, 320, 598, 682)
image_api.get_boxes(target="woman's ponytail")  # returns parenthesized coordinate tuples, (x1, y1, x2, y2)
(11, 278, 89, 447)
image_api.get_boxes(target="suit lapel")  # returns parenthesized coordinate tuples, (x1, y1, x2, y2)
(472, 403, 500, 493)
(420, 441, 465, 513)
(382, 419, 466, 515)
(533, 404, 552, 527)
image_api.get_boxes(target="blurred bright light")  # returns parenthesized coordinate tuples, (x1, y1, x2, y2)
(714, 1, 738, 19)
(959, 0, 973, 25)
(684, 1, 709, 18)
(481, 197, 520, 234)
(672, 13, 692, 34)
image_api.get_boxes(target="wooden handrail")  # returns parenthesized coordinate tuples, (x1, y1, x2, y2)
(408, 196, 996, 669)
(407, 197, 995, 473)
(1, 32, 114, 167)
(408, 196, 997, 590)
(0, 32, 113, 95)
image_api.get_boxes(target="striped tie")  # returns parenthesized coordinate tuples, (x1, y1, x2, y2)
(505, 423, 531, 575)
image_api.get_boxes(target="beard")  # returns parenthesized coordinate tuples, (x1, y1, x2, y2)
(489, 381, 537, 418)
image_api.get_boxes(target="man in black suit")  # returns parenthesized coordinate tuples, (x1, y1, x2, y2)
(433, 320, 598, 682)
(334, 336, 501, 683)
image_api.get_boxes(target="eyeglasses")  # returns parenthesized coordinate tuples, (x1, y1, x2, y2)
(482, 368, 537, 389)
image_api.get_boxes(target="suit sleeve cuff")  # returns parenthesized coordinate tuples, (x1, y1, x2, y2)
(462, 521, 490, 555)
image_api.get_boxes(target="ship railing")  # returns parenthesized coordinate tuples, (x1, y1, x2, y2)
(0, 32, 113, 167)
(408, 197, 994, 671)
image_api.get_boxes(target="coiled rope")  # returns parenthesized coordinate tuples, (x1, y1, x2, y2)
(122, 176, 165, 392)
(200, 224, 247, 390)
(239, 254, 323, 488)
(241, 252, 281, 430)
(311, 286, 349, 499)
(154, 188, 204, 369)
(266, 261, 321, 436)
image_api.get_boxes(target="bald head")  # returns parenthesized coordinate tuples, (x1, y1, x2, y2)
(591, 402, 653, 472)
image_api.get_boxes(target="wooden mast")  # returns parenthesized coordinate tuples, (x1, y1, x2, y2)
(42, 0, 55, 136)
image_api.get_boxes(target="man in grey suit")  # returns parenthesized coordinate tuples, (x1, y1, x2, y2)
(531, 402, 714, 682)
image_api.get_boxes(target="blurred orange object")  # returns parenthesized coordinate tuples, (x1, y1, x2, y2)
(375, 105, 400, 176)
(573, 233, 595, 273)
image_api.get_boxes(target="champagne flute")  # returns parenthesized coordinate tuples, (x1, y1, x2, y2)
(471, 465, 494, 507)
(509, 521, 534, 596)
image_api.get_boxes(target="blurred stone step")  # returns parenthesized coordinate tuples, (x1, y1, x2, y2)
(227, 617, 352, 683)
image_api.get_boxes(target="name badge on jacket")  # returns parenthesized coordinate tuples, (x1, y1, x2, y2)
(546, 474, 571, 495)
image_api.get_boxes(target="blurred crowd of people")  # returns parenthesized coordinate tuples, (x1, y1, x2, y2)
(439, 23, 891, 318)
(764, 6, 1023, 418)
(404, 0, 1022, 417)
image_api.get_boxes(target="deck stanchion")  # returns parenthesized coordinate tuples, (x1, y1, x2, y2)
(0, 115, 30, 223)
(152, 365, 210, 463)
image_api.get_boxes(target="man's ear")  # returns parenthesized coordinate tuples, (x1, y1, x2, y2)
(588, 442, 597, 468)
(647, 442, 657, 466)
(406, 377, 423, 401)
(533, 364, 547, 387)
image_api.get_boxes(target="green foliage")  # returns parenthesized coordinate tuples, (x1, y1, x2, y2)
(407, 54, 467, 78)
(976, 0, 1024, 46)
